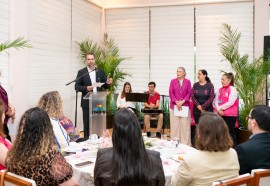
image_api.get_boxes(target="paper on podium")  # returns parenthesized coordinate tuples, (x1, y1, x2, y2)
(92, 82, 104, 87)
(174, 105, 189, 117)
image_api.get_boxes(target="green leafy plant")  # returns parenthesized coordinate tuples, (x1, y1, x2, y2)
(0, 37, 32, 53)
(77, 34, 130, 114)
(219, 23, 270, 129)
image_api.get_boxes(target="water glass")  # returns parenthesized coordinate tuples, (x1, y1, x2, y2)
(173, 137, 179, 148)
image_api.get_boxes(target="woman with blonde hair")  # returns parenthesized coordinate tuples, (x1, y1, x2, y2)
(169, 67, 192, 145)
(38, 91, 79, 142)
(171, 112, 239, 186)
(6, 107, 78, 185)
(0, 100, 12, 170)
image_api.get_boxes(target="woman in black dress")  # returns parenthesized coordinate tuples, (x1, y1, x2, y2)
(191, 69, 214, 146)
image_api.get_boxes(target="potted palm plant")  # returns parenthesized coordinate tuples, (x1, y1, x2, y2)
(77, 34, 130, 127)
(219, 23, 270, 143)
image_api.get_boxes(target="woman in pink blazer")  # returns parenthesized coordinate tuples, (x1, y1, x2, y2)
(169, 67, 192, 145)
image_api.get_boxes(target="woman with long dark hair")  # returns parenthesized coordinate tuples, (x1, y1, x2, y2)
(191, 69, 214, 145)
(94, 108, 165, 186)
(6, 107, 78, 185)
(116, 82, 135, 111)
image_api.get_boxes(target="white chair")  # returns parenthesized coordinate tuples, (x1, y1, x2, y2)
(0, 170, 36, 186)
(212, 173, 253, 186)
(251, 169, 270, 186)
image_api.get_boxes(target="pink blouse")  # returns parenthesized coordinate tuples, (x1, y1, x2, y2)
(0, 136, 12, 170)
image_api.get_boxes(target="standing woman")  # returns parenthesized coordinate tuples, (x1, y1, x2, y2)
(0, 85, 15, 141)
(0, 100, 12, 171)
(169, 67, 192, 145)
(116, 82, 135, 112)
(191, 70, 215, 144)
(214, 72, 238, 147)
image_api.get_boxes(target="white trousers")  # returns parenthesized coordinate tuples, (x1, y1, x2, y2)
(170, 108, 191, 146)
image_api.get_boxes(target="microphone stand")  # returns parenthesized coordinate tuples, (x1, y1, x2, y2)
(65, 68, 96, 127)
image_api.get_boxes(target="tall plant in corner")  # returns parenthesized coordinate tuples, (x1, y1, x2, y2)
(77, 34, 130, 114)
(219, 23, 270, 129)
(0, 37, 31, 54)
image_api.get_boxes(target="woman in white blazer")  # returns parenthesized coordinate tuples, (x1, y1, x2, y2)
(171, 112, 239, 186)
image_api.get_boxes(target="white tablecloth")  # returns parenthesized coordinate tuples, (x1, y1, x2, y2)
(65, 139, 196, 186)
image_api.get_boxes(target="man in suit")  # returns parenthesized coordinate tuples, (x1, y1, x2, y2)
(235, 105, 270, 175)
(75, 52, 112, 139)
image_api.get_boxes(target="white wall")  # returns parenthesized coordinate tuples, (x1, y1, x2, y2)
(0, 0, 10, 90)
(104, 1, 254, 94)
(102, 0, 252, 8)
(6, 0, 102, 131)
(254, 0, 269, 58)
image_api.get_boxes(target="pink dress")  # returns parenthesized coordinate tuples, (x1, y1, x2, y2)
(0, 136, 12, 170)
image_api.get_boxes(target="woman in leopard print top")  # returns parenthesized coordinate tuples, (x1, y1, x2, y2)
(6, 107, 79, 186)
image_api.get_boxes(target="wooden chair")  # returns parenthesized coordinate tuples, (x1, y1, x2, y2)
(251, 169, 270, 186)
(212, 173, 253, 186)
(0, 170, 36, 186)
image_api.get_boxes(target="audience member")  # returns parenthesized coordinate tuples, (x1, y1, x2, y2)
(6, 107, 79, 185)
(171, 112, 239, 186)
(213, 72, 238, 147)
(235, 105, 270, 175)
(169, 67, 192, 145)
(116, 82, 135, 112)
(191, 69, 214, 146)
(38, 91, 73, 150)
(94, 108, 165, 186)
(0, 100, 12, 171)
(144, 82, 163, 138)
(0, 84, 15, 141)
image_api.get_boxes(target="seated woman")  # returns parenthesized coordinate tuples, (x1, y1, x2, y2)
(0, 100, 12, 171)
(94, 108, 165, 186)
(38, 91, 80, 145)
(171, 112, 239, 186)
(6, 107, 79, 185)
(116, 82, 136, 112)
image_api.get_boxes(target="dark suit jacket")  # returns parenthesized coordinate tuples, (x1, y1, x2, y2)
(235, 132, 270, 175)
(75, 67, 109, 108)
(94, 148, 165, 186)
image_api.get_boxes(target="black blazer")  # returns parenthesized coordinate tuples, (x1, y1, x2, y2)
(235, 132, 270, 175)
(75, 67, 109, 108)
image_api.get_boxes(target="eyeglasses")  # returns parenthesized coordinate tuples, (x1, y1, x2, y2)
(246, 115, 252, 120)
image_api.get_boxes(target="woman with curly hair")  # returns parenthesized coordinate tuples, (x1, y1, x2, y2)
(38, 91, 79, 145)
(6, 107, 79, 185)
(0, 100, 12, 170)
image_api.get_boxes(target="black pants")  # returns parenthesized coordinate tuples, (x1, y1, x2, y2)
(82, 108, 90, 139)
(222, 116, 238, 147)
(3, 124, 11, 142)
